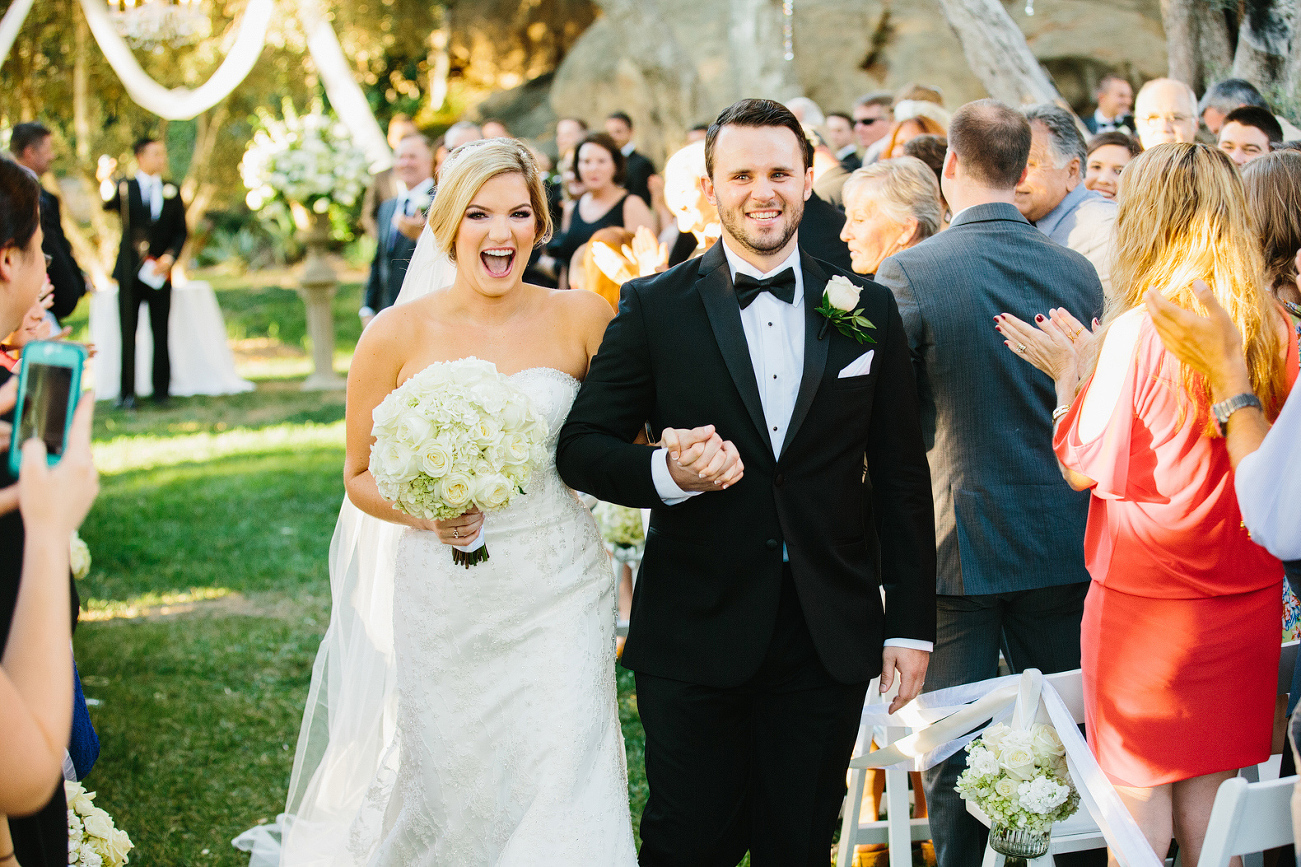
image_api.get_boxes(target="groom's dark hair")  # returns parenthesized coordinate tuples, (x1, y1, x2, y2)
(705, 99, 813, 179)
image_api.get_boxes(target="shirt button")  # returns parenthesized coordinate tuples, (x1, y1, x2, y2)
(772, 374, 777, 380)
(765, 539, 779, 550)
(772, 426, 778, 431)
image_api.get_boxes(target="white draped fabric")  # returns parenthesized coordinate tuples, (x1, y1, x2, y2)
(88, 280, 254, 401)
(854, 670, 1163, 867)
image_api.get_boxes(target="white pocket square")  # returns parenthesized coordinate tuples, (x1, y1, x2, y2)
(838, 350, 875, 378)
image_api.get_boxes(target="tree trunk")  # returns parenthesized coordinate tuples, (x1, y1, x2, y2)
(176, 103, 230, 272)
(1232, 0, 1299, 97)
(724, 0, 798, 103)
(1160, 0, 1235, 92)
(426, 11, 450, 113)
(935, 0, 1063, 106)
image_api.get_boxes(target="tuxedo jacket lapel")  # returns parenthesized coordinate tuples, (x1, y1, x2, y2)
(779, 251, 830, 457)
(695, 244, 768, 445)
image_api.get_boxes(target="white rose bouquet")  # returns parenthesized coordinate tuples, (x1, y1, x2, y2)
(65, 780, 134, 867)
(369, 358, 549, 567)
(955, 721, 1080, 834)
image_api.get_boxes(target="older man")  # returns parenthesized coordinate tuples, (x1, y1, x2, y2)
(1134, 78, 1200, 149)
(1017, 104, 1117, 291)
(361, 134, 434, 327)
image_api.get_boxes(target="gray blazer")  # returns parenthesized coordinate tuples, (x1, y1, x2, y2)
(1035, 184, 1117, 294)
(874, 202, 1103, 596)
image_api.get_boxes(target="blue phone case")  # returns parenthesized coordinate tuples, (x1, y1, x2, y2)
(7, 341, 87, 477)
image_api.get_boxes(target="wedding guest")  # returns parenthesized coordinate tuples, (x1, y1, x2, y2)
(874, 99, 1103, 867)
(1082, 74, 1135, 134)
(853, 92, 894, 166)
(840, 156, 941, 277)
(784, 96, 825, 127)
(660, 140, 720, 266)
(1199, 77, 1301, 139)
(685, 124, 709, 144)
(481, 119, 509, 140)
(1217, 105, 1283, 167)
(604, 112, 658, 208)
(998, 142, 1296, 865)
(825, 112, 861, 172)
(881, 106, 947, 160)
(1018, 104, 1118, 292)
(0, 158, 97, 867)
(1133, 78, 1199, 149)
(554, 117, 588, 163)
(550, 133, 654, 289)
(443, 121, 483, 152)
(1243, 151, 1301, 307)
(361, 115, 417, 239)
(98, 137, 187, 410)
(1083, 132, 1141, 201)
(360, 134, 434, 328)
(901, 134, 949, 223)
(9, 123, 88, 321)
(578, 227, 636, 307)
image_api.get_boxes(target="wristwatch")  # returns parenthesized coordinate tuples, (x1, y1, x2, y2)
(1210, 392, 1262, 436)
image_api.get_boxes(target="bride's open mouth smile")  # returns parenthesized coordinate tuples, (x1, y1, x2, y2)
(480, 247, 516, 278)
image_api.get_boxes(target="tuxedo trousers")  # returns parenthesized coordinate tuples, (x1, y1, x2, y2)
(118, 278, 171, 400)
(634, 565, 869, 867)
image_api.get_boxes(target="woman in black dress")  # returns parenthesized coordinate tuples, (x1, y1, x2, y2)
(549, 132, 654, 288)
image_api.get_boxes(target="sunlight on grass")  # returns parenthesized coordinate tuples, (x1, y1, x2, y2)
(92, 421, 345, 474)
(82, 587, 233, 621)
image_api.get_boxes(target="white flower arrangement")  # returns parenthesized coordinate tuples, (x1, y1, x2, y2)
(70, 531, 91, 581)
(955, 721, 1080, 833)
(369, 358, 549, 566)
(240, 102, 371, 219)
(65, 780, 134, 867)
(590, 502, 645, 549)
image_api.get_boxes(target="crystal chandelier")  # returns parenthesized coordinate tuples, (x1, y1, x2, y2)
(107, 0, 208, 50)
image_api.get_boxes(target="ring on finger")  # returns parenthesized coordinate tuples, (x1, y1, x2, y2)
(453, 528, 460, 539)
(1072, 328, 1083, 339)
(1016, 342, 1027, 353)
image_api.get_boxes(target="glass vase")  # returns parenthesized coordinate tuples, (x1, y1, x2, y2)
(988, 823, 1051, 859)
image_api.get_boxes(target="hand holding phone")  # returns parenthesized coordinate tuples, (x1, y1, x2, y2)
(8, 341, 88, 477)
(18, 392, 98, 537)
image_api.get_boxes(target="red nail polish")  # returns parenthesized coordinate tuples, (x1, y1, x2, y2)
(1035, 314, 1044, 322)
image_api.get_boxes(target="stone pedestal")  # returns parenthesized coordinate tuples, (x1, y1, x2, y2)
(295, 206, 345, 391)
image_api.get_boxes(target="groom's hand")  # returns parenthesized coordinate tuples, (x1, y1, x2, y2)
(880, 647, 929, 714)
(661, 425, 744, 492)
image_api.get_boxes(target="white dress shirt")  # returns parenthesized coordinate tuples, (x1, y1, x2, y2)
(136, 171, 162, 221)
(391, 178, 434, 230)
(1236, 380, 1301, 560)
(647, 239, 932, 652)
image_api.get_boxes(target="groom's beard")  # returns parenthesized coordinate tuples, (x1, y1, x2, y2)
(717, 196, 804, 259)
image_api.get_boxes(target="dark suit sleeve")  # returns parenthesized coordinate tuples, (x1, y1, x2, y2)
(164, 192, 187, 259)
(555, 282, 664, 508)
(874, 255, 936, 450)
(364, 242, 384, 312)
(40, 195, 86, 320)
(865, 289, 937, 643)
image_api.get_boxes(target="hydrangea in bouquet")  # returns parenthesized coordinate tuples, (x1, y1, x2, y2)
(369, 358, 549, 567)
(955, 721, 1080, 835)
(240, 101, 371, 225)
(590, 502, 645, 550)
(65, 780, 134, 867)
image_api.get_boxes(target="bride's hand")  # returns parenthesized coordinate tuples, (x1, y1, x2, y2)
(431, 508, 483, 546)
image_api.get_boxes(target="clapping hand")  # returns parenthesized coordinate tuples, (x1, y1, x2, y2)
(1144, 281, 1248, 396)
(661, 424, 744, 492)
(590, 241, 636, 286)
(995, 307, 1096, 384)
(622, 226, 668, 278)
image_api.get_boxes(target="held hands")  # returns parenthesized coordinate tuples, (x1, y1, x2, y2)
(662, 424, 744, 492)
(1144, 281, 1249, 399)
(880, 646, 929, 714)
(431, 508, 484, 547)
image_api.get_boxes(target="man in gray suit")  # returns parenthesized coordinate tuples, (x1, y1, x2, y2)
(875, 100, 1104, 867)
(361, 133, 433, 327)
(1017, 104, 1117, 293)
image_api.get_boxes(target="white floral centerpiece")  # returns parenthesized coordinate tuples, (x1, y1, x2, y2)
(590, 502, 645, 550)
(240, 101, 371, 225)
(369, 358, 549, 567)
(955, 721, 1080, 854)
(65, 780, 134, 867)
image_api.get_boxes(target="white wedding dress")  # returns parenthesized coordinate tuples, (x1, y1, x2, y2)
(234, 229, 636, 867)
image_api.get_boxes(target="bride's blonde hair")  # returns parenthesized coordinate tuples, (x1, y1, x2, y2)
(1095, 142, 1289, 422)
(428, 138, 553, 261)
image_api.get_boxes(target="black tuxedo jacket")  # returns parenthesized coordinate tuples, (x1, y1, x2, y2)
(557, 242, 936, 688)
(799, 190, 853, 273)
(364, 197, 419, 313)
(39, 189, 86, 319)
(102, 177, 188, 290)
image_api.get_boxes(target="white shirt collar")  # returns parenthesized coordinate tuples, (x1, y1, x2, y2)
(836, 144, 858, 160)
(620, 142, 635, 157)
(402, 177, 434, 199)
(720, 238, 804, 304)
(136, 170, 160, 186)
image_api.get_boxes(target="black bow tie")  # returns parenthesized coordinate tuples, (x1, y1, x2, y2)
(734, 268, 796, 309)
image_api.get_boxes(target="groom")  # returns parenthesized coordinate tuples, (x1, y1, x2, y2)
(557, 99, 936, 865)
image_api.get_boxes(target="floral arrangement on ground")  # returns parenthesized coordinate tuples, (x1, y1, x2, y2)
(955, 721, 1080, 833)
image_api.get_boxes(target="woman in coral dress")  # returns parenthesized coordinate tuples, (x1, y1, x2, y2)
(996, 143, 1297, 865)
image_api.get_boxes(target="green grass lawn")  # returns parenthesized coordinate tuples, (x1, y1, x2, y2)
(66, 270, 653, 865)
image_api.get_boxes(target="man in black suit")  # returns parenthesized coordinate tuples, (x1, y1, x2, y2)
(605, 111, 658, 206)
(99, 137, 187, 408)
(874, 99, 1103, 867)
(1082, 74, 1134, 135)
(10, 122, 88, 321)
(825, 112, 862, 172)
(361, 133, 433, 327)
(558, 98, 936, 866)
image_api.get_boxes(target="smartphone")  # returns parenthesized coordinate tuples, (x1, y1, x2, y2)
(8, 341, 87, 477)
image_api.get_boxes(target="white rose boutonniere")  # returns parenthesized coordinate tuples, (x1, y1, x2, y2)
(162, 183, 178, 199)
(816, 275, 876, 344)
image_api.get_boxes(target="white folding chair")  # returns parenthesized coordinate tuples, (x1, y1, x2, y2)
(1196, 775, 1297, 867)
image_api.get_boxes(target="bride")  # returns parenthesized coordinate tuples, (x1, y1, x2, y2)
(237, 139, 636, 866)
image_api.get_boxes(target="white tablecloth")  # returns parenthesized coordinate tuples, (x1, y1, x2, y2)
(89, 280, 255, 401)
